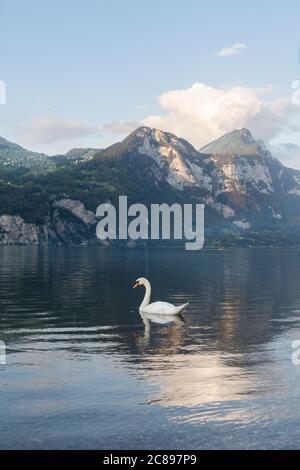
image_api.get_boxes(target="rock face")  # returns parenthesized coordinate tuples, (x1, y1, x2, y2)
(95, 127, 215, 193)
(0, 200, 98, 246)
(199, 128, 300, 228)
(0, 215, 40, 245)
(132, 127, 213, 192)
(46, 199, 97, 244)
(201, 129, 279, 198)
(53, 199, 97, 225)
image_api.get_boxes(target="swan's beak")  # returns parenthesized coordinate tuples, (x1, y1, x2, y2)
(133, 281, 139, 289)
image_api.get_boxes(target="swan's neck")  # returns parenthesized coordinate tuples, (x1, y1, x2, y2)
(141, 280, 151, 308)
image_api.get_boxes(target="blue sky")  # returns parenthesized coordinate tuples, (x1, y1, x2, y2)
(0, 0, 300, 166)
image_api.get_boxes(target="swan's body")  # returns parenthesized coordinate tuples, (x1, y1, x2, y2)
(141, 311, 185, 325)
(141, 301, 188, 315)
(133, 277, 188, 315)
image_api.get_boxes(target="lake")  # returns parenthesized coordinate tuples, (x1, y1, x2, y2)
(0, 246, 300, 449)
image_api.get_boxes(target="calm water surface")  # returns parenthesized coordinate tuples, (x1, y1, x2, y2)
(0, 246, 300, 449)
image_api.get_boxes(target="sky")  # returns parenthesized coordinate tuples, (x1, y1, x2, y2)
(0, 0, 300, 167)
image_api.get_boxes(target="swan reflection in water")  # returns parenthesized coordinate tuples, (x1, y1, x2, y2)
(134, 311, 186, 347)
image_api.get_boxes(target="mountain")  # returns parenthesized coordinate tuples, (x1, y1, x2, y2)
(0, 136, 23, 151)
(200, 128, 268, 156)
(0, 136, 101, 180)
(53, 147, 100, 165)
(93, 126, 214, 195)
(0, 137, 57, 175)
(65, 147, 99, 161)
(200, 128, 300, 229)
(1, 127, 300, 246)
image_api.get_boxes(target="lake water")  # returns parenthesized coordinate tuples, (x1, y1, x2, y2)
(0, 246, 300, 450)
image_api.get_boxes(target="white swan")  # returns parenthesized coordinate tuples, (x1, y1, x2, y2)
(133, 277, 189, 315)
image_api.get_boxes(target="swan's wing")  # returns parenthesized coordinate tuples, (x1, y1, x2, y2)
(171, 302, 189, 315)
(142, 301, 178, 315)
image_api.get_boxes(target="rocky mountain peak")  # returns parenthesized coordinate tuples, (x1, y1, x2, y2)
(98, 126, 200, 161)
(200, 128, 269, 157)
(126, 126, 186, 148)
(94, 126, 211, 192)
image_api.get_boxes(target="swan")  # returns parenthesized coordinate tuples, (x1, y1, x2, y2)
(133, 277, 189, 315)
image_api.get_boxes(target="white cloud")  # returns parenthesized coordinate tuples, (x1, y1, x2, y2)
(216, 42, 247, 58)
(23, 116, 98, 145)
(0, 80, 6, 104)
(143, 82, 299, 149)
(269, 142, 300, 169)
(18, 84, 300, 168)
(22, 116, 141, 148)
(101, 120, 140, 135)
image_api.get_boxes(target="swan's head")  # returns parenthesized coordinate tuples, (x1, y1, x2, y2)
(133, 277, 148, 289)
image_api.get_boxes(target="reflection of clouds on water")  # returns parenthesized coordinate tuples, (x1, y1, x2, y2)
(130, 290, 295, 425)
(128, 336, 294, 428)
(146, 353, 254, 406)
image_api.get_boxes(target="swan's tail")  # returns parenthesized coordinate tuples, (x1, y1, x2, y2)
(174, 302, 189, 315)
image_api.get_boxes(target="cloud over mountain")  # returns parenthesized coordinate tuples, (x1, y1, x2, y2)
(20, 83, 300, 168)
(101, 121, 140, 135)
(143, 82, 299, 151)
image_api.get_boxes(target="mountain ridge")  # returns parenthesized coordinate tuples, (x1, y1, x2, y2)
(200, 128, 272, 158)
(0, 136, 23, 151)
(1, 126, 300, 246)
